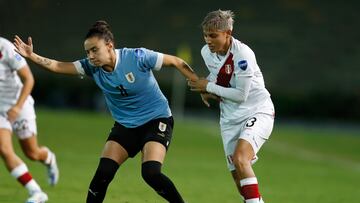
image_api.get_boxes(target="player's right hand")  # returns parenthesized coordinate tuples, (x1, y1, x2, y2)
(13, 35, 33, 58)
(7, 105, 21, 123)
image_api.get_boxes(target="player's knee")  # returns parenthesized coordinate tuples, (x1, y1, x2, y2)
(141, 161, 162, 185)
(91, 158, 119, 186)
(0, 144, 13, 158)
(24, 149, 40, 161)
(233, 154, 252, 171)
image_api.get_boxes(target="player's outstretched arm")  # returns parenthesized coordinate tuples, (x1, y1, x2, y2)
(13, 35, 78, 75)
(162, 54, 199, 81)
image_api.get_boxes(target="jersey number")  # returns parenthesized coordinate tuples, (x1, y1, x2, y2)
(245, 117, 257, 127)
(117, 85, 128, 96)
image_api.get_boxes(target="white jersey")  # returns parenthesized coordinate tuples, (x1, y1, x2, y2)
(201, 37, 274, 124)
(0, 37, 31, 112)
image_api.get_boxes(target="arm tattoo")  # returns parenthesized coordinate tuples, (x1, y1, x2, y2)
(36, 56, 52, 67)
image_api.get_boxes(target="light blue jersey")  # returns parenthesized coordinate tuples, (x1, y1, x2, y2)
(73, 48, 171, 128)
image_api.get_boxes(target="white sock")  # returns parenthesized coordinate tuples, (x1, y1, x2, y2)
(25, 179, 42, 195)
(44, 147, 54, 165)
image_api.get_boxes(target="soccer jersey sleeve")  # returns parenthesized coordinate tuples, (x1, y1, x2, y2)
(136, 48, 163, 71)
(73, 59, 94, 77)
(73, 61, 85, 76)
(206, 77, 251, 103)
(4, 41, 27, 71)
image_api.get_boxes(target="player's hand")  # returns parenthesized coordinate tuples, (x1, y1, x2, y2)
(7, 105, 21, 123)
(200, 93, 221, 107)
(13, 35, 33, 58)
(187, 78, 208, 93)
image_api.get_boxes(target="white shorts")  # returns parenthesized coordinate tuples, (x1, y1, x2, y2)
(220, 113, 274, 171)
(0, 97, 37, 139)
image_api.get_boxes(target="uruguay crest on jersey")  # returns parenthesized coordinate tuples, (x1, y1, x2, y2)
(158, 122, 167, 132)
(125, 72, 135, 83)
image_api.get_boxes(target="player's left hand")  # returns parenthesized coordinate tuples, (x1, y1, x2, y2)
(7, 105, 21, 123)
(13, 35, 34, 58)
(187, 78, 208, 92)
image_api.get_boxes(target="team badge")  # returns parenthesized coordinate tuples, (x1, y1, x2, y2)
(238, 60, 248, 70)
(125, 72, 135, 83)
(158, 122, 167, 132)
(15, 53, 23, 61)
(225, 64, 232, 74)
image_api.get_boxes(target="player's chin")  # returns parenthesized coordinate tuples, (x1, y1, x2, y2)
(91, 60, 102, 66)
(209, 47, 216, 53)
(208, 46, 218, 53)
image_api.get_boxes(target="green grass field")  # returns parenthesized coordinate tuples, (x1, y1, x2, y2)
(1, 109, 359, 203)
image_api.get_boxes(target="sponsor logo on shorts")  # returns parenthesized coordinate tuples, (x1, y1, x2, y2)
(157, 132, 165, 137)
(158, 122, 167, 132)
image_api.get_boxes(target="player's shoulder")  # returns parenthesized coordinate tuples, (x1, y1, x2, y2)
(0, 37, 10, 44)
(231, 38, 256, 72)
(201, 44, 210, 56)
(232, 38, 253, 54)
(120, 47, 150, 59)
(0, 37, 14, 50)
(231, 38, 256, 60)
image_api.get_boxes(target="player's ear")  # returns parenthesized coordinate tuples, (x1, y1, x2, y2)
(226, 29, 232, 37)
(106, 41, 114, 49)
(108, 42, 114, 49)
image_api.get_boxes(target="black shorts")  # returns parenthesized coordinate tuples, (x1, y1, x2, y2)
(107, 117, 174, 158)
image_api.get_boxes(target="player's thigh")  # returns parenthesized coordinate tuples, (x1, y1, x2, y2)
(101, 140, 129, 165)
(141, 141, 166, 163)
(106, 121, 142, 159)
(220, 122, 243, 171)
(141, 117, 174, 163)
(13, 100, 37, 140)
(0, 127, 15, 156)
(19, 135, 40, 155)
(239, 113, 274, 155)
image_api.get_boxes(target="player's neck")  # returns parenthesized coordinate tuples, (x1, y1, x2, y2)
(217, 37, 232, 56)
(101, 49, 117, 72)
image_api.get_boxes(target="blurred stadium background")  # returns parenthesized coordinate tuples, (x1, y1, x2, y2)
(1, 0, 359, 202)
(2, 0, 359, 121)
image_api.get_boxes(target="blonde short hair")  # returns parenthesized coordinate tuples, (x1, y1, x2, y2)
(201, 9, 234, 32)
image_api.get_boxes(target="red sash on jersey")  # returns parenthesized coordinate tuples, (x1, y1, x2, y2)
(216, 53, 234, 87)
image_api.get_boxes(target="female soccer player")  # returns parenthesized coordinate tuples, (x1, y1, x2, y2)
(14, 20, 198, 203)
(188, 10, 275, 203)
(0, 36, 59, 203)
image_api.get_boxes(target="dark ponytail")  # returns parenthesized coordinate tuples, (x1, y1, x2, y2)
(85, 20, 115, 45)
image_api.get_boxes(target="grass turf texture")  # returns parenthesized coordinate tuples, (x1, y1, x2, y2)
(0, 109, 359, 202)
